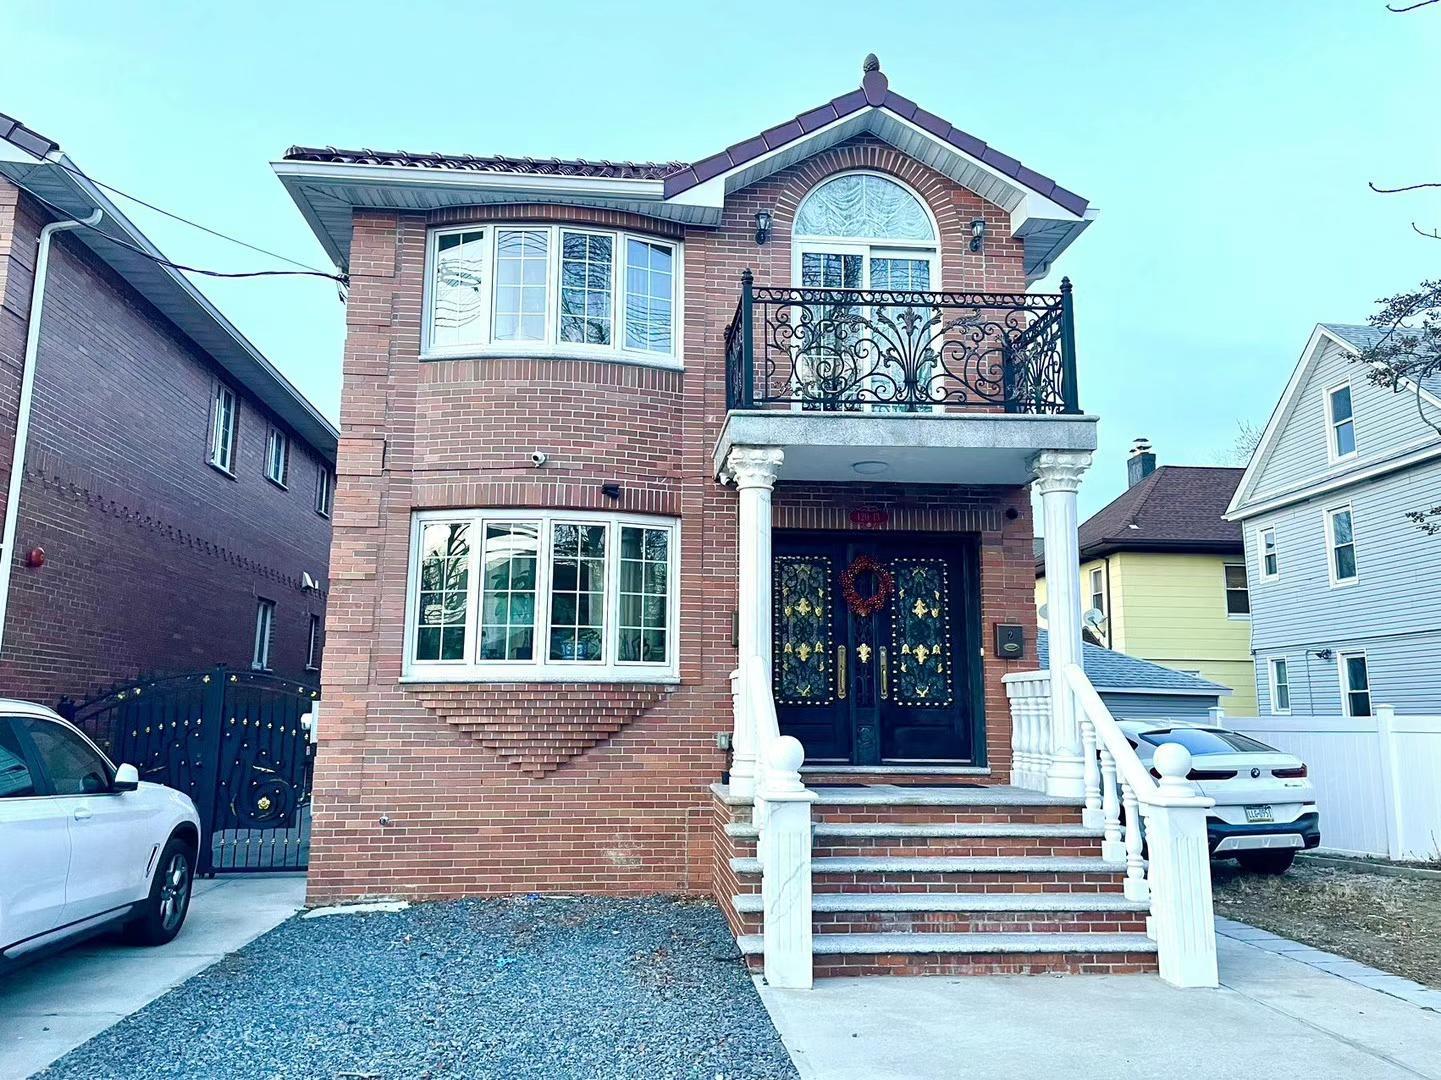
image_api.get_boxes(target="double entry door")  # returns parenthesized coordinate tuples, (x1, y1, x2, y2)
(771, 531, 980, 766)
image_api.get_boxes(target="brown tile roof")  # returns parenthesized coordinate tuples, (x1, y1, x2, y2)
(282, 147, 687, 181)
(1047, 467, 1245, 570)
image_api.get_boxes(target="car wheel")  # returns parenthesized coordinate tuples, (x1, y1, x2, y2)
(124, 835, 195, 946)
(1237, 850, 1296, 875)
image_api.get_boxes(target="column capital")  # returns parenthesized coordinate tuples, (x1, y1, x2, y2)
(724, 446, 785, 490)
(1029, 449, 1092, 495)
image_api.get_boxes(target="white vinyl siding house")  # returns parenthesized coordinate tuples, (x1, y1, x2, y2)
(1230, 324, 1441, 716)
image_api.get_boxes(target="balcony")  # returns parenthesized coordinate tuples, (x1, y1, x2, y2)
(714, 275, 1097, 485)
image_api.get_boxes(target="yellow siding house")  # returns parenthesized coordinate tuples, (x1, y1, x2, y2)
(1037, 445, 1256, 715)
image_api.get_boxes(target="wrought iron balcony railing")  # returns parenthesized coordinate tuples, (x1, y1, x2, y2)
(724, 272, 1079, 415)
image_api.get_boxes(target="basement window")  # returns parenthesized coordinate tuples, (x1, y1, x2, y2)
(404, 509, 678, 682)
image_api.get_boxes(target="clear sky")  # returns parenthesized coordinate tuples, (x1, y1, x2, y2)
(2, 1, 1437, 517)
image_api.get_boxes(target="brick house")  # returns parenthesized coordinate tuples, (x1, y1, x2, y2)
(0, 115, 337, 706)
(277, 58, 1222, 987)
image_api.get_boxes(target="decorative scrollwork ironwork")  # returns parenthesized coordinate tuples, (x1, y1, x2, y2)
(724, 280, 1078, 414)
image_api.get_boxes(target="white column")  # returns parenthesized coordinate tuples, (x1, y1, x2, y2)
(1143, 743, 1219, 989)
(759, 735, 817, 989)
(1031, 449, 1092, 799)
(727, 446, 784, 672)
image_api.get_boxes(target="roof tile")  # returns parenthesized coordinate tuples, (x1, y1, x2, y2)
(981, 146, 1023, 178)
(909, 106, 952, 139)
(944, 124, 987, 159)
(797, 104, 840, 133)
(1067, 466, 1245, 562)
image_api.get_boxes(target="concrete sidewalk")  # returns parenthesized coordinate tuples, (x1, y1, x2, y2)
(0, 874, 305, 1079)
(760, 934, 1441, 1080)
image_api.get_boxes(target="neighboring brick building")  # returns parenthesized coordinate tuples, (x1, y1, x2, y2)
(275, 58, 1175, 979)
(0, 114, 337, 707)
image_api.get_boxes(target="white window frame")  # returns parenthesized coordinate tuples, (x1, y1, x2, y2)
(420, 224, 683, 368)
(1326, 381, 1358, 463)
(401, 508, 680, 683)
(264, 428, 290, 488)
(1325, 503, 1358, 587)
(1088, 567, 1105, 616)
(209, 383, 238, 474)
(1338, 650, 1372, 718)
(306, 613, 321, 671)
(1268, 656, 1291, 715)
(1223, 561, 1251, 619)
(1257, 525, 1279, 581)
(315, 467, 333, 518)
(252, 598, 275, 672)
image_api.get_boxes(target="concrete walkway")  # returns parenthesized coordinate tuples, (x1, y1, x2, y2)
(760, 934, 1441, 1080)
(0, 874, 305, 1079)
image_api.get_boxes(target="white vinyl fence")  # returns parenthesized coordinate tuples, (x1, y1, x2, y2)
(1223, 706, 1441, 861)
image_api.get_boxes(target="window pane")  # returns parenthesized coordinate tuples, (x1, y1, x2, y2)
(617, 526, 669, 664)
(1349, 691, 1372, 718)
(1273, 660, 1290, 711)
(1346, 656, 1369, 691)
(22, 719, 109, 796)
(431, 229, 487, 348)
(478, 523, 538, 662)
(1335, 543, 1357, 581)
(624, 239, 674, 353)
(1225, 589, 1251, 615)
(1330, 386, 1353, 424)
(414, 523, 470, 661)
(494, 230, 549, 342)
(549, 522, 607, 661)
(0, 721, 36, 798)
(1331, 510, 1353, 546)
(794, 173, 935, 241)
(1335, 420, 1356, 457)
(560, 232, 613, 345)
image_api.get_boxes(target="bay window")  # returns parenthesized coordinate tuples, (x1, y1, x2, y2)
(406, 510, 679, 681)
(424, 224, 679, 361)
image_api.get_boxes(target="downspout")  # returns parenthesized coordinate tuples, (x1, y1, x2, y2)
(0, 209, 103, 654)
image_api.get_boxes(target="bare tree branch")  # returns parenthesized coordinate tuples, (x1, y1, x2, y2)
(1413, 223, 1441, 240)
(1388, 0, 1440, 11)
(1369, 180, 1441, 194)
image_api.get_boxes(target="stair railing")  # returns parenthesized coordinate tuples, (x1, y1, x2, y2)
(738, 655, 816, 989)
(1063, 662, 1219, 988)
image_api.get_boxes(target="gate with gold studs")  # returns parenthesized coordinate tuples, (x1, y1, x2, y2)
(62, 666, 319, 875)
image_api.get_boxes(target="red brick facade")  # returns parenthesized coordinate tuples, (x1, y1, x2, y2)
(311, 135, 1044, 903)
(0, 181, 334, 706)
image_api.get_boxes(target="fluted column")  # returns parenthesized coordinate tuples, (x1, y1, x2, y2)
(1031, 449, 1092, 799)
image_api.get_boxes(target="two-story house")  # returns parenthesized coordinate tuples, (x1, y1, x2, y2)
(277, 58, 1225, 987)
(0, 113, 337, 704)
(1227, 323, 1441, 717)
(1036, 444, 1255, 713)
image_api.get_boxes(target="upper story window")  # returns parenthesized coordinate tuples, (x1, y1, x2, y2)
(404, 509, 678, 682)
(306, 613, 322, 671)
(424, 224, 678, 363)
(1258, 526, 1279, 580)
(794, 173, 935, 242)
(1327, 383, 1357, 460)
(1088, 567, 1105, 616)
(1326, 505, 1358, 585)
(265, 429, 290, 488)
(1223, 562, 1250, 617)
(209, 384, 238, 474)
(252, 598, 275, 671)
(315, 467, 333, 518)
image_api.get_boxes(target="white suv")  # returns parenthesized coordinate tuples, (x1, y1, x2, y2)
(0, 701, 200, 966)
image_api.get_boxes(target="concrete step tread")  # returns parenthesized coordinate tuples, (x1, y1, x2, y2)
(811, 785, 1083, 808)
(729, 855, 1122, 875)
(726, 822, 1101, 841)
(736, 932, 1158, 956)
(732, 892, 1147, 914)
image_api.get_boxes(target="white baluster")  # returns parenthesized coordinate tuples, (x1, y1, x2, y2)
(1099, 746, 1124, 863)
(1080, 715, 1103, 829)
(1122, 778, 1148, 903)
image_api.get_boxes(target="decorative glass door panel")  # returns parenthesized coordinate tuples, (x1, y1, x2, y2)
(772, 534, 977, 766)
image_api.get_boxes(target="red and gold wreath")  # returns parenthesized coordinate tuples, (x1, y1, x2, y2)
(841, 555, 893, 618)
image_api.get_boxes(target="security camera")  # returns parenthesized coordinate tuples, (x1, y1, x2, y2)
(530, 451, 548, 468)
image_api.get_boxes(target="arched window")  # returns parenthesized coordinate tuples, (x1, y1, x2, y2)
(793, 173, 935, 242)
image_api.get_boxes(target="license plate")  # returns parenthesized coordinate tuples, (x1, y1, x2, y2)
(1245, 805, 1274, 824)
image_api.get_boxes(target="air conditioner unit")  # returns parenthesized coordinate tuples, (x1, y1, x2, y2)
(302, 571, 319, 592)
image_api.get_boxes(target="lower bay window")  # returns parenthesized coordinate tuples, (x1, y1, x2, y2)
(405, 509, 678, 682)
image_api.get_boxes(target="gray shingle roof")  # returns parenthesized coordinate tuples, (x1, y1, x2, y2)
(1036, 630, 1227, 695)
(1322, 323, 1441, 397)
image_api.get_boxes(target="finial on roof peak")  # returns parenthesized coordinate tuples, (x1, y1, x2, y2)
(862, 53, 880, 74)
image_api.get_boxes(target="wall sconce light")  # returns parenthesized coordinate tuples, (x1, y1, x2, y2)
(755, 209, 773, 246)
(600, 482, 623, 500)
(969, 218, 987, 253)
(1312, 648, 1334, 661)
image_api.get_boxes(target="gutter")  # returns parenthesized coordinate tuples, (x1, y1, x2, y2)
(0, 209, 103, 655)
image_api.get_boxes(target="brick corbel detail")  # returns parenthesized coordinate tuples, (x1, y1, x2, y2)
(406, 682, 669, 776)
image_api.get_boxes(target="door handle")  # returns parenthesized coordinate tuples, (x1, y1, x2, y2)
(73, 805, 93, 822)
(837, 645, 847, 700)
(879, 647, 889, 700)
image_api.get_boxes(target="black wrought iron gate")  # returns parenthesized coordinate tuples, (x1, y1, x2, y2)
(63, 667, 319, 875)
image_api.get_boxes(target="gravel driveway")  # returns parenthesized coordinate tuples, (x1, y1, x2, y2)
(37, 896, 797, 1080)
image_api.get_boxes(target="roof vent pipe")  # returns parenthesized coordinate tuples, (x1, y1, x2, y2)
(1127, 438, 1156, 488)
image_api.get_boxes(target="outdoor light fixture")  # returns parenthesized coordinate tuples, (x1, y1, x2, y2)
(755, 209, 773, 246)
(1312, 648, 1335, 661)
(969, 218, 987, 253)
(601, 482, 623, 500)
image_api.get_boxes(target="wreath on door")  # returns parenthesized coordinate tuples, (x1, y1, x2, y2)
(841, 555, 894, 618)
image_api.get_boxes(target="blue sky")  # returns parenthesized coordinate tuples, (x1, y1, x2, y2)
(2, 1, 1438, 516)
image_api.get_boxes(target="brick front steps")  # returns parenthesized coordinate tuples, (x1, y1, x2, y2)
(712, 782, 1159, 978)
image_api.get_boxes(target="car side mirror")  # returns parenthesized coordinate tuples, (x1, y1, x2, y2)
(113, 763, 140, 793)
